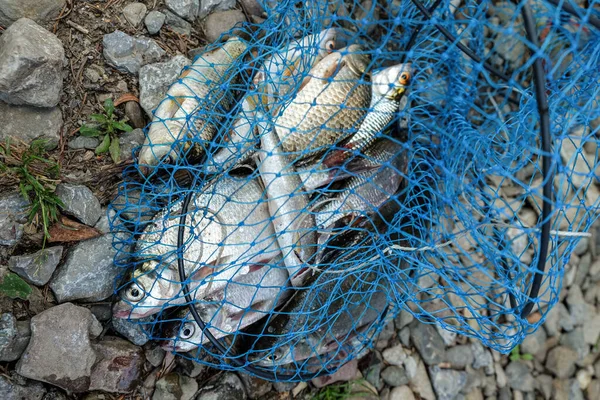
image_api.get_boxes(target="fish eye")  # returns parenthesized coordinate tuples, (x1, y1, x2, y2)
(266, 351, 280, 362)
(124, 284, 144, 302)
(180, 323, 195, 339)
(325, 39, 335, 53)
(399, 72, 411, 85)
(164, 155, 175, 164)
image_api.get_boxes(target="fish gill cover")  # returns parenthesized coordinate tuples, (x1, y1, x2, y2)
(108, 0, 600, 381)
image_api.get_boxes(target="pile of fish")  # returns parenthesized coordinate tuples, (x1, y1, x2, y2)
(113, 28, 413, 371)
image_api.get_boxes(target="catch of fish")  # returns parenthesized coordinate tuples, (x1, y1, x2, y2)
(115, 27, 413, 372)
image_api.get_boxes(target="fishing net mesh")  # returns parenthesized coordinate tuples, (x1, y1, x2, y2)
(108, 0, 600, 381)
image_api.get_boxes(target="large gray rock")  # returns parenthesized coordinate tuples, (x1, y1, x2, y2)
(198, 0, 236, 19)
(204, 10, 245, 42)
(238, 374, 272, 399)
(0, 192, 29, 247)
(55, 183, 102, 226)
(0, 18, 64, 107)
(16, 303, 102, 392)
(153, 372, 199, 400)
(139, 55, 191, 117)
(505, 361, 535, 392)
(410, 322, 446, 365)
(9, 246, 63, 286)
(145, 11, 166, 35)
(103, 31, 165, 74)
(166, 0, 199, 21)
(0, 374, 45, 400)
(429, 367, 467, 400)
(164, 10, 192, 36)
(545, 346, 578, 379)
(0, 102, 62, 149)
(122, 2, 147, 27)
(0, 0, 65, 27)
(195, 372, 246, 400)
(49, 234, 121, 303)
(89, 337, 144, 393)
(111, 314, 151, 346)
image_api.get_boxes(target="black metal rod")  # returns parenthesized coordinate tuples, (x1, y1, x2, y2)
(544, 0, 600, 30)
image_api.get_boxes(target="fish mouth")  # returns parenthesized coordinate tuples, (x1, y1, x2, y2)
(112, 305, 157, 319)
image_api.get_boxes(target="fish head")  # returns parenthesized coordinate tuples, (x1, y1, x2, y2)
(372, 63, 413, 101)
(221, 36, 249, 60)
(316, 28, 353, 57)
(249, 339, 316, 367)
(113, 262, 178, 319)
(160, 305, 220, 352)
(137, 134, 180, 175)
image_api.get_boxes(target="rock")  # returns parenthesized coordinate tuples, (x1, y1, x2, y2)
(566, 285, 594, 326)
(164, 10, 192, 35)
(199, 0, 236, 19)
(436, 325, 457, 346)
(0, 0, 65, 27)
(409, 356, 436, 400)
(312, 358, 360, 388)
(111, 315, 151, 346)
(445, 344, 474, 369)
(389, 385, 416, 400)
(588, 380, 600, 400)
(153, 372, 198, 400)
(544, 302, 574, 336)
(125, 101, 146, 129)
(0, 314, 30, 361)
(145, 10, 166, 35)
(410, 322, 446, 365)
(166, 0, 199, 21)
(49, 234, 121, 303)
(0, 102, 62, 149)
(89, 337, 144, 393)
(0, 18, 64, 107)
(495, 363, 507, 388)
(103, 31, 165, 75)
(195, 373, 246, 399)
(583, 313, 600, 345)
(382, 344, 407, 366)
(505, 361, 535, 392)
(145, 344, 166, 368)
(204, 10, 245, 42)
(16, 303, 102, 392)
(42, 389, 68, 400)
(0, 192, 29, 247)
(429, 367, 467, 400)
(68, 136, 100, 150)
(471, 341, 494, 372)
(90, 304, 112, 322)
(122, 3, 147, 27)
(464, 388, 484, 400)
(239, 0, 263, 16)
(552, 379, 584, 400)
(559, 327, 589, 361)
(139, 55, 191, 117)
(576, 369, 592, 390)
(536, 374, 553, 400)
(382, 365, 410, 387)
(8, 246, 62, 286)
(55, 184, 102, 226)
(395, 310, 414, 330)
(0, 375, 46, 400)
(520, 327, 547, 360)
(119, 128, 146, 161)
(176, 357, 205, 378)
(363, 351, 384, 391)
(545, 346, 578, 379)
(238, 374, 272, 399)
(84, 67, 101, 83)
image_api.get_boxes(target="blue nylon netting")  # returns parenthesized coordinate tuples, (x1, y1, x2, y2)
(108, 0, 600, 381)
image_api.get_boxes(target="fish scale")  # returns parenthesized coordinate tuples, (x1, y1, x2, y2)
(275, 46, 371, 157)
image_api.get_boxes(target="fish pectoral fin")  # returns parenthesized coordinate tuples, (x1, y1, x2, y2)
(298, 75, 312, 91)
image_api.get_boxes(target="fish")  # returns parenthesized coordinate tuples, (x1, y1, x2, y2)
(254, 28, 353, 115)
(321, 63, 413, 168)
(315, 146, 408, 233)
(113, 175, 280, 319)
(274, 44, 371, 160)
(247, 268, 389, 367)
(255, 111, 317, 286)
(160, 257, 291, 352)
(137, 37, 248, 173)
(298, 137, 405, 192)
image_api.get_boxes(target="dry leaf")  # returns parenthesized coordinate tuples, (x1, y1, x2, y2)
(48, 215, 103, 243)
(114, 93, 140, 107)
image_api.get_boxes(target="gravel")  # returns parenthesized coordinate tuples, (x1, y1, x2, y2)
(505, 361, 535, 392)
(103, 30, 165, 74)
(546, 346, 578, 379)
(0, 374, 46, 400)
(153, 372, 199, 400)
(381, 365, 410, 387)
(16, 303, 102, 392)
(122, 3, 147, 27)
(145, 10, 166, 35)
(119, 128, 146, 161)
(410, 322, 446, 365)
(68, 136, 100, 150)
(8, 246, 63, 286)
(559, 327, 589, 361)
(445, 344, 474, 369)
(55, 183, 102, 226)
(429, 366, 467, 400)
(0, 18, 64, 107)
(0, 314, 30, 362)
(520, 326, 547, 357)
(166, 0, 199, 21)
(195, 372, 247, 400)
(204, 10, 245, 42)
(389, 385, 416, 400)
(0, 102, 62, 149)
(0, 192, 29, 247)
(164, 10, 192, 36)
(198, 0, 236, 19)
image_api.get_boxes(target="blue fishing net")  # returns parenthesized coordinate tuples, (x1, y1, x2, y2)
(108, 0, 600, 381)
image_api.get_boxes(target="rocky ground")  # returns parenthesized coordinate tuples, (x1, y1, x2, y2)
(1, 0, 599, 399)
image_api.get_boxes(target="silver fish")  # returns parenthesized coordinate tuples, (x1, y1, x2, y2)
(248, 269, 389, 367)
(160, 258, 291, 352)
(113, 176, 280, 319)
(255, 112, 317, 286)
(320, 63, 413, 168)
(137, 37, 248, 173)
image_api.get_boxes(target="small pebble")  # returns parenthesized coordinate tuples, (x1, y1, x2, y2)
(145, 10, 166, 35)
